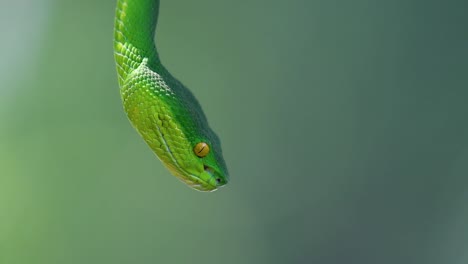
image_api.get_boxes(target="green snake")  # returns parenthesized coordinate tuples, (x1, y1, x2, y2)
(113, 0, 228, 191)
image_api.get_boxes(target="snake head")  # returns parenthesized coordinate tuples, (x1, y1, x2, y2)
(122, 62, 229, 192)
(132, 108, 229, 191)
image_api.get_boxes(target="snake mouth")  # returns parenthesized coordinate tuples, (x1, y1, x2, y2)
(175, 164, 221, 192)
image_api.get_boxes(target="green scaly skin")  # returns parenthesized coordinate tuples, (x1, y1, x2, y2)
(114, 0, 228, 191)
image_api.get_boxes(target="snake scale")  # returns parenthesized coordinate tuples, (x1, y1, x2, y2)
(114, 0, 228, 191)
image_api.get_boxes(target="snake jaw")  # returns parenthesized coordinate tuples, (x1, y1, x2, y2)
(164, 163, 216, 192)
(176, 165, 227, 192)
(187, 165, 226, 192)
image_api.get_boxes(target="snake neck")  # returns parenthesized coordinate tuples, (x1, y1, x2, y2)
(114, 0, 161, 85)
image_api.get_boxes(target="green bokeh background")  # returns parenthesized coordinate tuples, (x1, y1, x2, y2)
(1, 0, 468, 263)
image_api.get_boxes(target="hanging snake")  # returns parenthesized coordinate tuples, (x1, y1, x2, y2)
(113, 0, 229, 191)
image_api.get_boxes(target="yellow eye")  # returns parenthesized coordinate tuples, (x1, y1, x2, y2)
(194, 142, 210, 157)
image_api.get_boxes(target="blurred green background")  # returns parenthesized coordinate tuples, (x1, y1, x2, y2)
(1, 0, 468, 263)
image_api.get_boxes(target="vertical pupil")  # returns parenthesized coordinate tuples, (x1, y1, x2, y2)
(194, 142, 209, 157)
(197, 145, 205, 153)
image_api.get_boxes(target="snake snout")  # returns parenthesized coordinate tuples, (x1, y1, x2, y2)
(204, 165, 227, 187)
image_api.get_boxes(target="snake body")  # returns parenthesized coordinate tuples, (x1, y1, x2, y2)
(114, 0, 228, 191)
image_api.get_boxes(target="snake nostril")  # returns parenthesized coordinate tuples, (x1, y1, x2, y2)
(216, 178, 222, 184)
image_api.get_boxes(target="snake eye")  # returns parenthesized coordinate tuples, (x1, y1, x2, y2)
(194, 142, 210, 157)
